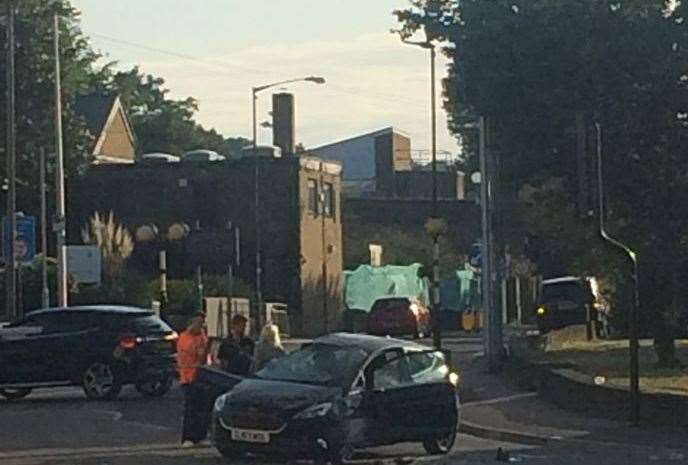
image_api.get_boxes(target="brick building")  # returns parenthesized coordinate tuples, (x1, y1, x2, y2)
(69, 155, 343, 337)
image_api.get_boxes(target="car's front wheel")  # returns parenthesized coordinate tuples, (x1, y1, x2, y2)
(325, 444, 355, 465)
(82, 361, 122, 400)
(216, 445, 243, 462)
(0, 388, 32, 400)
(135, 374, 173, 397)
(423, 427, 457, 455)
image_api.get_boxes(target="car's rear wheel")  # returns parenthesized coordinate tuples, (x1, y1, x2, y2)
(423, 427, 457, 455)
(82, 362, 122, 400)
(135, 374, 173, 397)
(0, 388, 32, 400)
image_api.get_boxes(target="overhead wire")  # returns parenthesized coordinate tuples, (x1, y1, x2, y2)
(88, 31, 435, 108)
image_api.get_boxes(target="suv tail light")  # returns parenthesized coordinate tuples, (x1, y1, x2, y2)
(118, 334, 142, 350)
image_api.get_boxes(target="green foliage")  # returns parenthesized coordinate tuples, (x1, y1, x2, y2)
(0, 0, 98, 213)
(0, 0, 249, 217)
(99, 67, 251, 157)
(344, 220, 464, 275)
(396, 0, 688, 363)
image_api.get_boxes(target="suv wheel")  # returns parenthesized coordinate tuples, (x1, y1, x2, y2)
(82, 362, 122, 400)
(136, 375, 173, 397)
(422, 427, 457, 455)
(0, 388, 32, 400)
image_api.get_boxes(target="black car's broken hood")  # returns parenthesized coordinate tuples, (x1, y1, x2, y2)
(225, 378, 342, 413)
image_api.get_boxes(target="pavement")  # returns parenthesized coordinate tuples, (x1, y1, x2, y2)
(437, 332, 688, 463)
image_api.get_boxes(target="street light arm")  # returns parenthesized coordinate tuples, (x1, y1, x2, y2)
(253, 76, 325, 94)
(401, 38, 434, 49)
(595, 122, 637, 265)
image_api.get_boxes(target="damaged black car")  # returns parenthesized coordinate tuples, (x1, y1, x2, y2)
(211, 333, 460, 463)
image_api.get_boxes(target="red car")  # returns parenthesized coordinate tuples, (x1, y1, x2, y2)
(367, 297, 431, 339)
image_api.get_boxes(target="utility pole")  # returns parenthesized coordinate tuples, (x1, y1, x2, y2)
(251, 88, 264, 332)
(479, 116, 502, 371)
(595, 123, 640, 425)
(5, 2, 17, 321)
(53, 12, 68, 308)
(429, 44, 442, 349)
(40, 148, 49, 309)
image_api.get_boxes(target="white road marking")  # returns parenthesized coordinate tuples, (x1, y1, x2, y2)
(463, 392, 538, 407)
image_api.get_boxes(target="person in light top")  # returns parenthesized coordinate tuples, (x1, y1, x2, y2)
(251, 324, 286, 373)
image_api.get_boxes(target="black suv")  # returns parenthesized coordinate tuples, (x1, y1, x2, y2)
(0, 306, 177, 401)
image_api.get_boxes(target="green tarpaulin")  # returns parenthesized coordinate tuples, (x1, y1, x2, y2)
(345, 263, 481, 314)
(344, 264, 430, 313)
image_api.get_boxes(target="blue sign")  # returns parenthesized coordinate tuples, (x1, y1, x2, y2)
(3, 215, 36, 263)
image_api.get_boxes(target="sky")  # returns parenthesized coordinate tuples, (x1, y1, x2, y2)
(71, 0, 459, 156)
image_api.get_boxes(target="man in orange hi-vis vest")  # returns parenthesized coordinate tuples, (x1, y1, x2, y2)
(177, 312, 208, 447)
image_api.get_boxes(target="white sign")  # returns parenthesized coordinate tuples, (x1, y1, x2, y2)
(67, 246, 102, 285)
(369, 244, 382, 267)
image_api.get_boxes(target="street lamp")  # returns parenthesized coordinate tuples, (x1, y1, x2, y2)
(402, 36, 442, 349)
(251, 76, 325, 331)
(595, 122, 640, 426)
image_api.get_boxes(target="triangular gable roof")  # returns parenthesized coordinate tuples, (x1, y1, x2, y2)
(74, 93, 136, 155)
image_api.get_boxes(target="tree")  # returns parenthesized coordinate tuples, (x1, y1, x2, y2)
(100, 67, 250, 157)
(0, 0, 101, 214)
(396, 0, 688, 365)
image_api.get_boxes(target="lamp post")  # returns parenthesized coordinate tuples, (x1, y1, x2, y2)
(251, 76, 325, 331)
(595, 123, 640, 426)
(402, 37, 441, 349)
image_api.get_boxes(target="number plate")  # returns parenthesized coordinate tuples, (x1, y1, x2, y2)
(231, 428, 270, 444)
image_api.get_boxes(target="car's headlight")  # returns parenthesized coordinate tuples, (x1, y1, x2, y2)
(293, 402, 333, 420)
(214, 394, 228, 413)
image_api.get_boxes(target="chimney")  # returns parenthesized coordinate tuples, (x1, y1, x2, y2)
(272, 93, 295, 156)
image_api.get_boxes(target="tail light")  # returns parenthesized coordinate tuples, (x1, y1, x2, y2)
(118, 334, 141, 350)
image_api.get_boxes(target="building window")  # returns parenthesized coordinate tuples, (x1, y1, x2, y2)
(307, 179, 318, 215)
(323, 182, 335, 218)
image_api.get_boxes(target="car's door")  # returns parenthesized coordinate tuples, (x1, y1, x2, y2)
(359, 349, 412, 445)
(44, 312, 100, 381)
(361, 349, 457, 445)
(402, 351, 458, 437)
(0, 314, 53, 384)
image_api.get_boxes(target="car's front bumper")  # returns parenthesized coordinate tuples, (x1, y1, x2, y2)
(211, 414, 346, 459)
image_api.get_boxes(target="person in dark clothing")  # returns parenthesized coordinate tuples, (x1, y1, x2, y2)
(217, 314, 255, 375)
